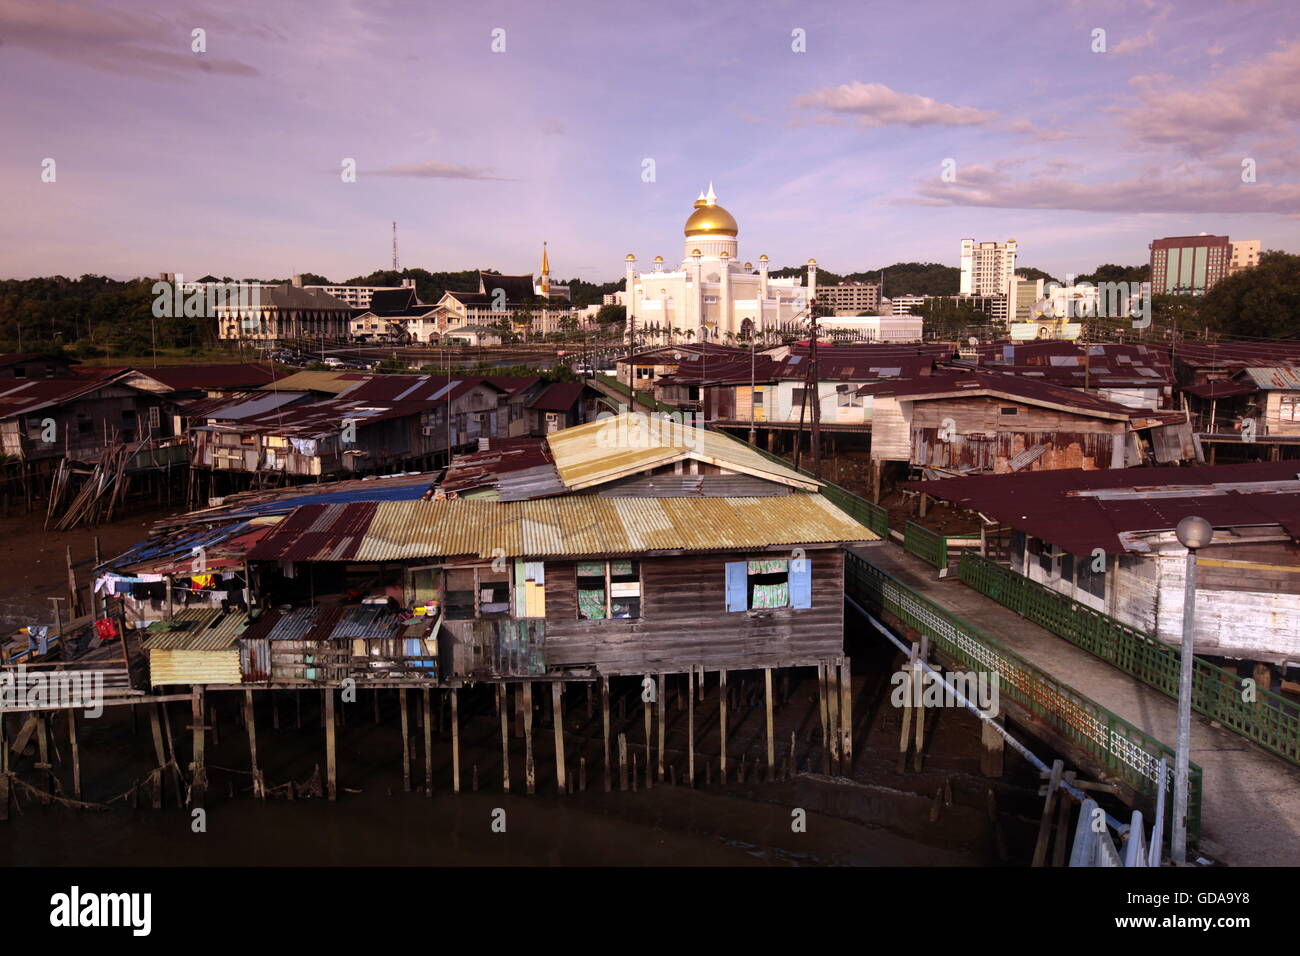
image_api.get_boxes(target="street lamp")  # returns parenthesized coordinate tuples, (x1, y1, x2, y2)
(1172, 514, 1213, 866)
(746, 320, 757, 444)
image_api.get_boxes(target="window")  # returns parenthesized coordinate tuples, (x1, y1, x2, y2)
(443, 569, 476, 620)
(148, 406, 161, 430)
(837, 387, 861, 408)
(1281, 395, 1300, 422)
(1076, 555, 1106, 600)
(999, 406, 1020, 416)
(725, 557, 812, 612)
(12, 367, 25, 379)
(577, 560, 640, 619)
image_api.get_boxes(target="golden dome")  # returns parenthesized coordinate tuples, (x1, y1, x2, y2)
(685, 203, 739, 238)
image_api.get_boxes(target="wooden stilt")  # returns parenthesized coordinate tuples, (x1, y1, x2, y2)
(656, 673, 666, 782)
(244, 690, 263, 799)
(687, 669, 695, 786)
(552, 682, 566, 795)
(764, 667, 775, 781)
(68, 708, 81, 801)
(324, 688, 337, 801)
(839, 657, 853, 775)
(642, 675, 653, 791)
(818, 662, 830, 774)
(35, 715, 51, 804)
(601, 675, 612, 793)
(523, 682, 535, 795)
(271, 691, 280, 731)
(450, 689, 460, 793)
(897, 670, 914, 775)
(190, 687, 206, 807)
(399, 687, 411, 792)
(498, 684, 510, 793)
(980, 717, 1005, 777)
(912, 661, 926, 773)
(423, 689, 434, 797)
(826, 661, 840, 774)
(1032, 759, 1064, 868)
(618, 732, 628, 791)
(719, 669, 728, 784)
(147, 702, 165, 806)
(161, 702, 183, 806)
(1053, 771, 1076, 868)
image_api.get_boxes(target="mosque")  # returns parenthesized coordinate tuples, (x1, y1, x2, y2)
(618, 184, 818, 342)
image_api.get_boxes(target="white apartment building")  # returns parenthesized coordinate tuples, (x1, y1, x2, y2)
(960, 238, 1018, 297)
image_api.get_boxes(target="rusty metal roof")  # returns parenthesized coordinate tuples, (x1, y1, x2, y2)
(906, 460, 1300, 555)
(545, 413, 819, 491)
(249, 492, 875, 562)
(1242, 367, 1300, 390)
(141, 608, 251, 650)
(857, 370, 1181, 424)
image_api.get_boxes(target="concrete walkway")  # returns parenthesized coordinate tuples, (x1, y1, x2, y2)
(849, 542, 1300, 866)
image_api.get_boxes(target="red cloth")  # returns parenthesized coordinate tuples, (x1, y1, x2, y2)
(95, 617, 118, 641)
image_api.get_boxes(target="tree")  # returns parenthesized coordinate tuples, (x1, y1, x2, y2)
(596, 303, 626, 327)
(1198, 251, 1300, 339)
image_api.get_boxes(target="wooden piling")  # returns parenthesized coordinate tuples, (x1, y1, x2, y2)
(687, 669, 695, 787)
(719, 669, 728, 784)
(601, 675, 612, 793)
(826, 662, 840, 774)
(618, 732, 628, 791)
(450, 688, 460, 793)
(1053, 771, 1075, 868)
(68, 708, 82, 801)
(498, 684, 510, 793)
(656, 672, 666, 782)
(399, 687, 411, 792)
(1032, 759, 1064, 867)
(642, 675, 653, 791)
(324, 688, 337, 801)
(912, 662, 926, 773)
(523, 682, 535, 795)
(244, 690, 263, 799)
(818, 662, 830, 774)
(190, 688, 206, 807)
(838, 657, 853, 774)
(764, 667, 775, 781)
(552, 682, 566, 794)
(423, 689, 434, 797)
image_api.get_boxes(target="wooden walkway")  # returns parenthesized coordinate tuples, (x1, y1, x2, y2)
(848, 541, 1300, 866)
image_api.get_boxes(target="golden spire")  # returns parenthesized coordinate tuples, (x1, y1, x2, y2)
(540, 241, 550, 294)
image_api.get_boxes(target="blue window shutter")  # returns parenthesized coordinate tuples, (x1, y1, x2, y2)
(790, 558, 813, 609)
(725, 561, 748, 612)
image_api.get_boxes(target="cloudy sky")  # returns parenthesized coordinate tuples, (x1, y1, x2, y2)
(2, 0, 1297, 282)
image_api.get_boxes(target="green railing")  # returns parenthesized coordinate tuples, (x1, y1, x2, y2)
(847, 550, 1202, 838)
(960, 551, 1300, 769)
(903, 521, 948, 569)
(738, 438, 890, 537)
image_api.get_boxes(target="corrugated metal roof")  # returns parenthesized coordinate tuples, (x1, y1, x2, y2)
(246, 501, 378, 561)
(336, 493, 876, 560)
(141, 608, 251, 650)
(546, 413, 820, 491)
(1243, 367, 1300, 390)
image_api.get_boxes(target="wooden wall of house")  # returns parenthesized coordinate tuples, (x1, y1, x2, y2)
(1151, 538, 1300, 662)
(870, 395, 909, 462)
(909, 397, 1125, 472)
(541, 548, 846, 674)
(1262, 391, 1300, 436)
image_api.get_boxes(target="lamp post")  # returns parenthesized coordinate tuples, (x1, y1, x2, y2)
(1172, 514, 1213, 865)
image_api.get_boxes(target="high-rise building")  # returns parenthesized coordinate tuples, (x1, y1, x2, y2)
(1149, 235, 1231, 295)
(1229, 239, 1261, 275)
(960, 238, 1018, 297)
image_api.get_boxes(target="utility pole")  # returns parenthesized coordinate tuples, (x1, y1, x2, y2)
(392, 222, 399, 273)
